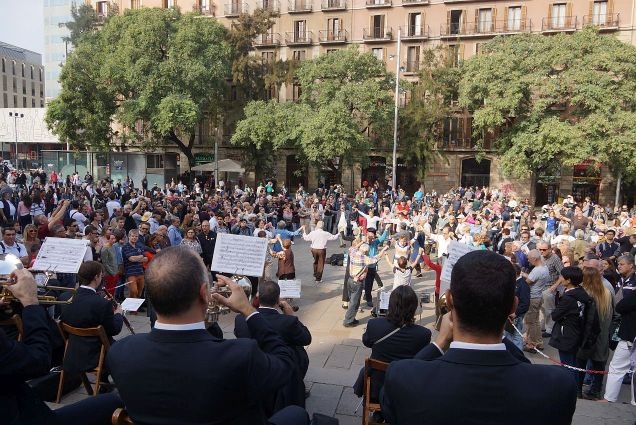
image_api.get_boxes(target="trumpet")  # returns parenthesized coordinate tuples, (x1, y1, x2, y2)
(0, 254, 76, 306)
(205, 275, 252, 324)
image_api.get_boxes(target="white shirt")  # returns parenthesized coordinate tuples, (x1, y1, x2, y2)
(302, 229, 339, 249)
(69, 209, 88, 233)
(0, 240, 27, 258)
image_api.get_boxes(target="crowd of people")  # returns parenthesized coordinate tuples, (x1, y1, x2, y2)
(1, 171, 635, 424)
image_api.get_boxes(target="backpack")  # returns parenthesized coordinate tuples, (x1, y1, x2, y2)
(579, 298, 601, 351)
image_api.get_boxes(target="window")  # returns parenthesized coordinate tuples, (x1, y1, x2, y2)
(292, 83, 302, 101)
(229, 85, 238, 101)
(21, 64, 25, 78)
(447, 44, 463, 67)
(442, 117, 463, 146)
(294, 20, 307, 41)
(96, 1, 108, 17)
(551, 3, 567, 28)
(39, 68, 43, 81)
(1, 58, 5, 73)
(261, 51, 275, 63)
(23, 97, 27, 107)
(408, 13, 422, 36)
(371, 48, 384, 61)
(507, 6, 522, 31)
(449, 10, 464, 35)
(131, 0, 143, 9)
(13, 95, 17, 106)
(265, 85, 277, 101)
(22, 81, 26, 95)
(165, 0, 176, 8)
(31, 99, 35, 107)
(2, 94, 7, 107)
(406, 46, 420, 72)
(2, 76, 6, 91)
(30, 66, 34, 79)
(292, 50, 306, 61)
(327, 18, 341, 39)
(326, 48, 339, 54)
(31, 82, 35, 96)
(147, 155, 164, 169)
(370, 15, 386, 38)
(12, 61, 16, 75)
(592, 1, 608, 25)
(12, 77, 16, 90)
(477, 8, 493, 33)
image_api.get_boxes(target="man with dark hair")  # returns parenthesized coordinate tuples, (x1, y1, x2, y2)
(234, 280, 312, 415)
(60, 261, 123, 381)
(107, 247, 309, 425)
(381, 250, 576, 425)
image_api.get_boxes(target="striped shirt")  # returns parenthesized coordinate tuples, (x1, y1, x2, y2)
(121, 242, 145, 277)
(349, 246, 381, 282)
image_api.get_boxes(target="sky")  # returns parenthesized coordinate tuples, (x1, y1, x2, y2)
(0, 0, 44, 54)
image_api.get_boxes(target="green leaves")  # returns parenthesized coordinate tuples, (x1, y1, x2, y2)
(460, 27, 636, 181)
(231, 46, 394, 181)
(46, 8, 231, 165)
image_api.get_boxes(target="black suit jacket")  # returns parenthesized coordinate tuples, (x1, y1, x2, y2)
(197, 230, 217, 266)
(235, 307, 311, 415)
(354, 318, 431, 398)
(0, 305, 54, 425)
(382, 346, 576, 425)
(60, 287, 123, 373)
(108, 313, 295, 425)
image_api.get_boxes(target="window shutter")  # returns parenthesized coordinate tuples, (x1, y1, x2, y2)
(607, 0, 614, 25)
(491, 7, 497, 31)
(521, 6, 527, 30)
(503, 7, 509, 31)
(547, 3, 553, 28)
(446, 10, 451, 35)
(566, 2, 573, 27)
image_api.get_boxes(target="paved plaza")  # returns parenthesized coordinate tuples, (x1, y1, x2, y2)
(54, 238, 635, 424)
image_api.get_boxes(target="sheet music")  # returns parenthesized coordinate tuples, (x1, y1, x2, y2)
(278, 279, 302, 299)
(121, 297, 145, 312)
(210, 233, 268, 277)
(32, 237, 89, 274)
(440, 241, 478, 294)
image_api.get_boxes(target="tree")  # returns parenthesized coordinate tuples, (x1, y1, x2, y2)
(64, 2, 119, 47)
(46, 8, 232, 168)
(399, 47, 462, 182)
(459, 27, 636, 186)
(232, 46, 394, 184)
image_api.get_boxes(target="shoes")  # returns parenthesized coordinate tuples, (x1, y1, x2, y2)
(315, 279, 322, 283)
(542, 332, 552, 338)
(522, 346, 535, 353)
(340, 244, 346, 248)
(415, 273, 423, 278)
(342, 302, 349, 309)
(344, 319, 359, 328)
(366, 301, 374, 307)
(582, 391, 601, 401)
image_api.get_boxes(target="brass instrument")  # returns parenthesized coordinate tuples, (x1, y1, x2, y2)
(205, 275, 252, 324)
(0, 254, 76, 306)
(434, 292, 448, 331)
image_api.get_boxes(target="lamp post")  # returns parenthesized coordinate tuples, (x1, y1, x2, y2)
(8, 112, 24, 170)
(391, 28, 402, 193)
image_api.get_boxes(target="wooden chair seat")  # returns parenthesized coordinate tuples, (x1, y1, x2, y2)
(362, 358, 390, 425)
(0, 314, 24, 341)
(56, 323, 110, 403)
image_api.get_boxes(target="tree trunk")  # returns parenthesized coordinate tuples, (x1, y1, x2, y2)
(166, 131, 195, 185)
(614, 172, 622, 210)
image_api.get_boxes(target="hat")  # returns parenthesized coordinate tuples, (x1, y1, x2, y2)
(141, 211, 152, 222)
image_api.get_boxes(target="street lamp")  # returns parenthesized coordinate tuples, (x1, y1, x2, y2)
(8, 112, 24, 170)
(391, 28, 402, 193)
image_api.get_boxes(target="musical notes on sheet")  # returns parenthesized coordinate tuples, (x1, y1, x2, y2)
(211, 234, 268, 277)
(32, 237, 89, 274)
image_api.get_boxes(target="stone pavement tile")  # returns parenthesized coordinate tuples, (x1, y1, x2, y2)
(573, 399, 635, 425)
(336, 386, 363, 417)
(305, 383, 343, 417)
(307, 342, 335, 368)
(341, 338, 365, 347)
(325, 344, 358, 369)
(306, 365, 359, 387)
(352, 346, 371, 367)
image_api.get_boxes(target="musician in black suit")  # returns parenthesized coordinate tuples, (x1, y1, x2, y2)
(235, 280, 312, 415)
(60, 261, 123, 376)
(381, 250, 577, 425)
(1, 267, 122, 425)
(353, 285, 431, 401)
(107, 246, 309, 425)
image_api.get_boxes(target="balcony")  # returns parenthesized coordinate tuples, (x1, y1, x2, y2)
(224, 3, 247, 16)
(192, 4, 215, 15)
(260, 0, 280, 12)
(402, 0, 428, 5)
(285, 31, 314, 45)
(363, 27, 393, 42)
(288, 0, 312, 13)
(400, 24, 429, 40)
(254, 33, 281, 47)
(541, 16, 577, 33)
(318, 29, 348, 43)
(365, 0, 391, 8)
(321, 0, 346, 11)
(582, 13, 619, 30)
(440, 19, 531, 38)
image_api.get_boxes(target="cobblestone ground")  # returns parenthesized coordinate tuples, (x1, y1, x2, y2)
(53, 238, 635, 424)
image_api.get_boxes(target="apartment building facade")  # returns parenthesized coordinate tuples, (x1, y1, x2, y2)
(95, 0, 635, 204)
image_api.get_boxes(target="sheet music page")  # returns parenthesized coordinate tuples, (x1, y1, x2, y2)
(32, 237, 89, 274)
(211, 233, 268, 277)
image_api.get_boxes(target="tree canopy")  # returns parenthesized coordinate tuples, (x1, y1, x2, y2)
(46, 8, 232, 167)
(459, 27, 636, 182)
(232, 46, 394, 182)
